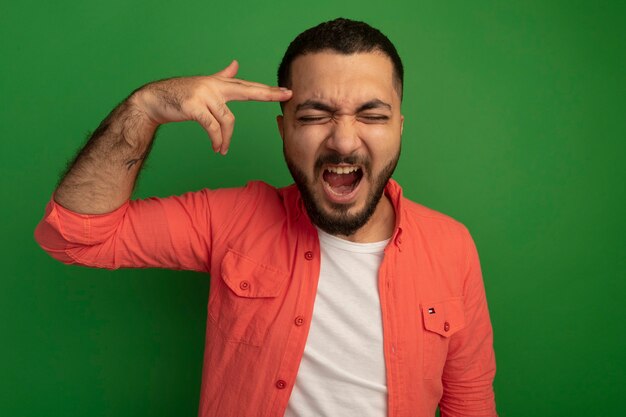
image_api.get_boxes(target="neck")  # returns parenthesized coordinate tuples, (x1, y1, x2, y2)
(334, 194, 395, 243)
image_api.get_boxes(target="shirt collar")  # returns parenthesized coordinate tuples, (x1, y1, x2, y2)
(384, 178, 405, 249)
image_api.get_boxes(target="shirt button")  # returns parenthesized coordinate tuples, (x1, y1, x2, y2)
(294, 316, 305, 326)
(444, 321, 450, 332)
(304, 251, 314, 260)
(239, 280, 250, 290)
(275, 380, 287, 389)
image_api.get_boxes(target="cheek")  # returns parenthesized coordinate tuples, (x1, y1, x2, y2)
(287, 125, 330, 155)
(357, 124, 390, 139)
(359, 125, 401, 154)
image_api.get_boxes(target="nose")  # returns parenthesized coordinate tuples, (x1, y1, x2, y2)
(325, 116, 361, 156)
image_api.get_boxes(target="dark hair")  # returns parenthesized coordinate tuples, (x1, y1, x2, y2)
(277, 18, 404, 99)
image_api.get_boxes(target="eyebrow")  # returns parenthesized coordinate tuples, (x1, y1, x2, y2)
(295, 99, 392, 113)
(357, 99, 392, 112)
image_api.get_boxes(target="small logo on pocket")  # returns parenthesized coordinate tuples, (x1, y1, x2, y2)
(428, 307, 436, 314)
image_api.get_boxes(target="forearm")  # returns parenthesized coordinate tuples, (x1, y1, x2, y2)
(54, 93, 158, 214)
(51, 63, 291, 215)
(440, 229, 497, 416)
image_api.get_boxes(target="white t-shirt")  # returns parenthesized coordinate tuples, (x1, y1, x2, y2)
(284, 228, 389, 417)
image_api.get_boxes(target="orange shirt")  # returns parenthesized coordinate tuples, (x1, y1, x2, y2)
(34, 179, 497, 417)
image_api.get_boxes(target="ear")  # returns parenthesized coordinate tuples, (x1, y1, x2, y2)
(400, 114, 404, 135)
(276, 115, 285, 141)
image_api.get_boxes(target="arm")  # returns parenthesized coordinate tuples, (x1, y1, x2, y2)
(36, 61, 292, 270)
(439, 229, 498, 417)
(54, 60, 292, 214)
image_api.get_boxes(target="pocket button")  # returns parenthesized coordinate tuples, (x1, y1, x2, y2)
(444, 321, 450, 332)
(239, 280, 250, 290)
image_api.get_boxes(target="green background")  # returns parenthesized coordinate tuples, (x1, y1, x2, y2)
(1, 0, 624, 416)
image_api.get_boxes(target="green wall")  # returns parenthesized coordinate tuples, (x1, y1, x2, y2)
(1, 1, 623, 416)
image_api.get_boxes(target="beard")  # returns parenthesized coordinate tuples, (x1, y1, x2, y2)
(284, 149, 400, 237)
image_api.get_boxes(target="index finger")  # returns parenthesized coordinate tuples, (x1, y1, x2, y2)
(223, 83, 293, 102)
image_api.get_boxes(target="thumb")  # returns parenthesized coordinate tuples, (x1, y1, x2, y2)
(214, 59, 239, 78)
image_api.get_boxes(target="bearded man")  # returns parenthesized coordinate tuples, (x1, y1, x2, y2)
(35, 18, 497, 417)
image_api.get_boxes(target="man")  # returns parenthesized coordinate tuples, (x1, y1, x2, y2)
(35, 18, 497, 417)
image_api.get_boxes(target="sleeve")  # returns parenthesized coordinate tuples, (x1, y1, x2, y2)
(439, 228, 498, 417)
(33, 189, 225, 273)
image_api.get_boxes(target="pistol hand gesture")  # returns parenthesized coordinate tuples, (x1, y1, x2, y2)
(134, 60, 292, 155)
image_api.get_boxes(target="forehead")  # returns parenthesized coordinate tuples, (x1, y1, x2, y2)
(288, 51, 398, 108)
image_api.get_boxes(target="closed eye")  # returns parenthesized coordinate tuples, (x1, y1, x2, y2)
(298, 116, 332, 124)
(358, 115, 390, 123)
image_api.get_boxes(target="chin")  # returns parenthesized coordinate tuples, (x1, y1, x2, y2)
(284, 147, 400, 237)
(287, 165, 387, 237)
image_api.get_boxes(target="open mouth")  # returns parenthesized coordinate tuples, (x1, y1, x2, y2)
(321, 165, 364, 200)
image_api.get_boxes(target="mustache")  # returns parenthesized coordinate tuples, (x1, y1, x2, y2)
(314, 153, 371, 175)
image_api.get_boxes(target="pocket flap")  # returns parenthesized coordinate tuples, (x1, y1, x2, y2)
(221, 249, 289, 298)
(421, 297, 466, 337)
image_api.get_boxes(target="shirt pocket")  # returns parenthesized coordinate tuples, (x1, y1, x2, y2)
(420, 297, 466, 379)
(208, 248, 290, 347)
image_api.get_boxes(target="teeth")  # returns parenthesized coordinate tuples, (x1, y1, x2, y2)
(326, 166, 360, 174)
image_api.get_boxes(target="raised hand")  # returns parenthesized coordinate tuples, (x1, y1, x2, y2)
(134, 60, 292, 155)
